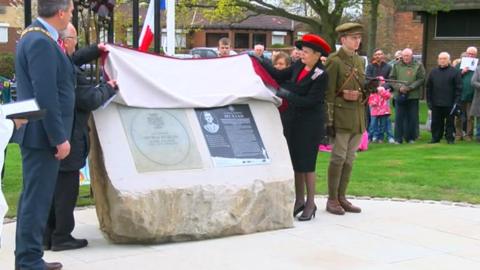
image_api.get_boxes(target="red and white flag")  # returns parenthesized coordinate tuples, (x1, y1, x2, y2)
(139, 0, 166, 52)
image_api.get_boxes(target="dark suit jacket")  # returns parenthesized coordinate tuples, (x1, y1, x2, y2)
(15, 20, 75, 149)
(60, 45, 116, 171)
(261, 60, 328, 143)
(262, 60, 327, 111)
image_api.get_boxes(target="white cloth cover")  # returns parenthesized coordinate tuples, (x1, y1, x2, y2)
(0, 117, 13, 245)
(103, 45, 280, 108)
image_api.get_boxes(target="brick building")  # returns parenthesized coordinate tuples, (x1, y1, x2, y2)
(114, 4, 303, 51)
(0, 0, 22, 53)
(188, 14, 303, 51)
(403, 1, 480, 72)
(369, 0, 423, 59)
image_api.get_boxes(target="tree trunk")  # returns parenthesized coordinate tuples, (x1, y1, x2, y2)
(317, 9, 342, 52)
(367, 0, 380, 58)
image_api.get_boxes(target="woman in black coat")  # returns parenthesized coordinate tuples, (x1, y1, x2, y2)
(260, 34, 331, 221)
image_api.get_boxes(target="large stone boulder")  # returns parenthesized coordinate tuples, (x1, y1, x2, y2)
(89, 101, 294, 244)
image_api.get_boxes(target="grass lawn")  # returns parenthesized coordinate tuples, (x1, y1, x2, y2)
(2, 144, 93, 218)
(2, 114, 479, 218)
(315, 130, 480, 204)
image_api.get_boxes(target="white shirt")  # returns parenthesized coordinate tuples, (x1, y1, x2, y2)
(0, 116, 13, 246)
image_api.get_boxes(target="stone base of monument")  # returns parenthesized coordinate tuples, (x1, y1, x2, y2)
(89, 101, 294, 244)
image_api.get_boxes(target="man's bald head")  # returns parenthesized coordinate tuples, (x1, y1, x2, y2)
(401, 48, 413, 64)
(60, 22, 77, 56)
(437, 52, 450, 67)
(466, 46, 478, 58)
(254, 44, 265, 57)
(63, 23, 76, 36)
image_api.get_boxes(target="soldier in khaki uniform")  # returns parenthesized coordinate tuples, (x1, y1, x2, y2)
(325, 23, 367, 215)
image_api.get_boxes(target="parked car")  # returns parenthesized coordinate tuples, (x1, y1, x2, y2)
(246, 50, 272, 60)
(413, 54, 422, 63)
(172, 54, 194, 59)
(190, 47, 237, 58)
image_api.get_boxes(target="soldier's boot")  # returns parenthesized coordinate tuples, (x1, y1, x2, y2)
(338, 163, 361, 213)
(327, 163, 345, 215)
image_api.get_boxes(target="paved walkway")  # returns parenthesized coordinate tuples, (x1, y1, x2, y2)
(2, 198, 480, 270)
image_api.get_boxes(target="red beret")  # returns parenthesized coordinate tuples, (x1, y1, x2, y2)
(295, 34, 331, 56)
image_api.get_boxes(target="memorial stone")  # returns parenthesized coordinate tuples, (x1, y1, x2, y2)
(89, 45, 294, 244)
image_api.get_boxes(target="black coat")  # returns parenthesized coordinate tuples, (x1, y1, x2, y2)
(426, 65, 462, 108)
(60, 45, 116, 171)
(262, 60, 328, 172)
(365, 61, 392, 90)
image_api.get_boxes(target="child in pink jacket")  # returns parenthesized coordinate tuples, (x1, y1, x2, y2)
(368, 84, 394, 143)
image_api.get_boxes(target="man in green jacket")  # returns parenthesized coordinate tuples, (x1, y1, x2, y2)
(389, 48, 425, 143)
(455, 46, 477, 141)
(325, 22, 367, 215)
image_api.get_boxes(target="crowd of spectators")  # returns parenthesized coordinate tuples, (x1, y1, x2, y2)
(230, 40, 480, 146)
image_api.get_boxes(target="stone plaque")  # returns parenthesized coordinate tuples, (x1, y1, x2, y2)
(118, 106, 202, 172)
(195, 104, 270, 167)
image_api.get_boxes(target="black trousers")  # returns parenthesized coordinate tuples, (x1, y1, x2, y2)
(431, 106, 455, 142)
(394, 99, 419, 143)
(44, 170, 80, 244)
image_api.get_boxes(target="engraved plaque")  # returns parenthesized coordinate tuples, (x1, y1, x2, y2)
(195, 104, 270, 167)
(118, 106, 202, 172)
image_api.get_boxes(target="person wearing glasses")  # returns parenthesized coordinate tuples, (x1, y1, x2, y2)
(43, 23, 117, 252)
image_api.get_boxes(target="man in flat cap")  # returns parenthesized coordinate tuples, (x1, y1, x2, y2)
(325, 22, 367, 215)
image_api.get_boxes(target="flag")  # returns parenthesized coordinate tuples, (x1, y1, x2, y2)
(139, 0, 166, 52)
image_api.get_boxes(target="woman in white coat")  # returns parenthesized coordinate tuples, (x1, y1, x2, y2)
(0, 117, 27, 246)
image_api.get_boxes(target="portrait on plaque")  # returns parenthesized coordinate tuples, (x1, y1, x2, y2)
(118, 106, 203, 172)
(195, 104, 270, 167)
(201, 111, 220, 134)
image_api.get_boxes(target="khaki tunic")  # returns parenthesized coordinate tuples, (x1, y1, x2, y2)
(325, 47, 367, 134)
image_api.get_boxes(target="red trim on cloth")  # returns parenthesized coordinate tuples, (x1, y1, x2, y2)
(100, 50, 110, 81)
(250, 57, 288, 112)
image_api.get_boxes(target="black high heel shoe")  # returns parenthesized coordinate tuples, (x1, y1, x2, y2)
(298, 205, 317, 221)
(293, 204, 305, 217)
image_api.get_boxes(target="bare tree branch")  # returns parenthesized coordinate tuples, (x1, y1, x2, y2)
(305, 0, 323, 16)
(234, 0, 321, 27)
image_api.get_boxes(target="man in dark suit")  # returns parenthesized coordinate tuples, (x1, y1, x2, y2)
(14, 0, 75, 269)
(44, 23, 117, 252)
(426, 52, 462, 144)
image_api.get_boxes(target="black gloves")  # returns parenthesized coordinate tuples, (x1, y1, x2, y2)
(327, 126, 335, 138)
(276, 88, 291, 98)
(249, 54, 263, 64)
(450, 103, 463, 116)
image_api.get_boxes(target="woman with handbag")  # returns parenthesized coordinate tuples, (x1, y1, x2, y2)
(257, 34, 331, 221)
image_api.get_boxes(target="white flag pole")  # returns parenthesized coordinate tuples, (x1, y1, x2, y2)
(166, 0, 176, 55)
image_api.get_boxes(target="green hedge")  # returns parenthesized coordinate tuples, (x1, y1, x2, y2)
(0, 52, 15, 79)
(270, 44, 290, 49)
